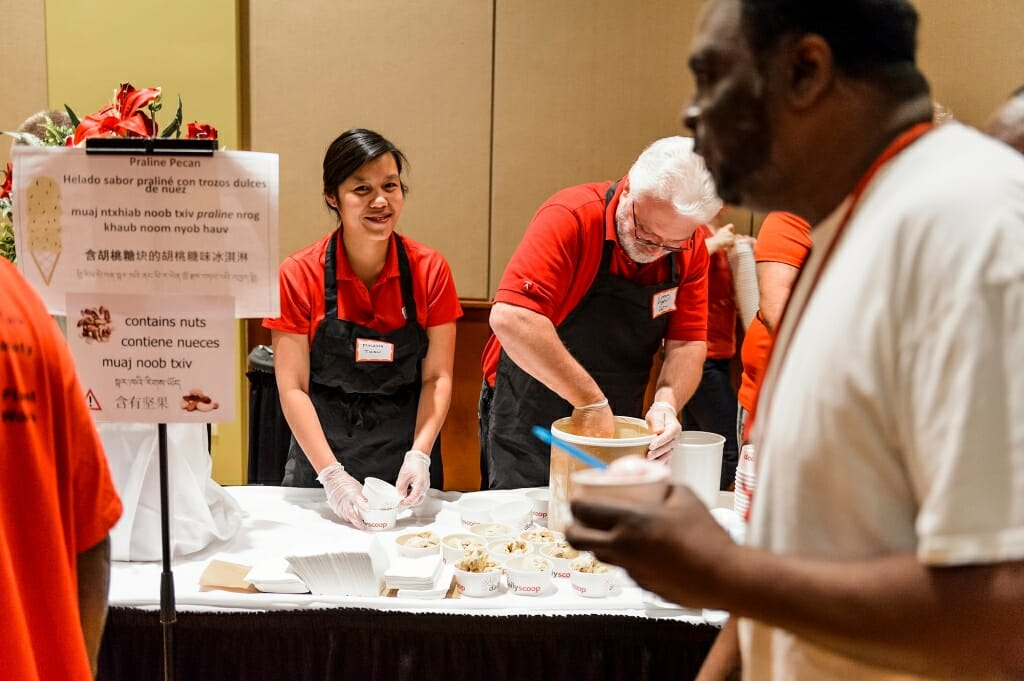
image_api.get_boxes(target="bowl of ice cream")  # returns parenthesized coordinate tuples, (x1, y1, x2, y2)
(487, 539, 531, 567)
(469, 522, 513, 542)
(505, 555, 554, 596)
(569, 555, 614, 598)
(452, 548, 502, 597)
(395, 530, 440, 558)
(440, 533, 485, 564)
(570, 455, 669, 506)
(540, 541, 586, 579)
(519, 527, 565, 553)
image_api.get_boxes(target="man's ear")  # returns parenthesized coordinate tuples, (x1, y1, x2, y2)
(778, 34, 835, 111)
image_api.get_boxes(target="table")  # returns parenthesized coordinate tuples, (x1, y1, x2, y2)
(97, 486, 722, 680)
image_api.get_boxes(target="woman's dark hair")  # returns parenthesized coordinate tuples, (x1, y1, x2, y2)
(322, 128, 409, 216)
(740, 0, 921, 78)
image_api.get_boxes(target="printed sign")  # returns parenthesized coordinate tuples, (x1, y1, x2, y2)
(66, 292, 236, 423)
(11, 146, 279, 317)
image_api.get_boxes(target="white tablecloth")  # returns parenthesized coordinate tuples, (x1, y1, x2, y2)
(110, 485, 719, 623)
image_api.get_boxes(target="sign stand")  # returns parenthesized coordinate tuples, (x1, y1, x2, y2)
(85, 137, 217, 681)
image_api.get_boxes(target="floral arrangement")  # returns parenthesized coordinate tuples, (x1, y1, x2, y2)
(0, 83, 218, 262)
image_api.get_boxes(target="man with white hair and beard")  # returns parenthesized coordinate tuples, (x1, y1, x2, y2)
(480, 136, 721, 489)
(568, 1, 1024, 679)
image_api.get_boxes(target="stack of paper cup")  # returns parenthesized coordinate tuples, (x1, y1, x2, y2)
(728, 238, 759, 330)
(733, 444, 756, 521)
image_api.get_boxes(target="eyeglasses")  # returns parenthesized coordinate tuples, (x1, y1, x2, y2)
(631, 203, 693, 252)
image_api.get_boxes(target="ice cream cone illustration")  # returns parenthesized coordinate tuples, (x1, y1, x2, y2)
(25, 176, 62, 285)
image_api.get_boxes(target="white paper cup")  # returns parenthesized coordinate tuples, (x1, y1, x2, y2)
(525, 489, 550, 526)
(452, 565, 502, 597)
(458, 497, 492, 527)
(440, 533, 485, 564)
(519, 527, 565, 553)
(469, 522, 512, 542)
(570, 460, 670, 506)
(505, 555, 554, 596)
(395, 531, 440, 558)
(359, 505, 397, 531)
(569, 557, 614, 598)
(540, 543, 588, 579)
(491, 499, 533, 532)
(487, 539, 531, 567)
(670, 431, 725, 507)
(363, 477, 400, 510)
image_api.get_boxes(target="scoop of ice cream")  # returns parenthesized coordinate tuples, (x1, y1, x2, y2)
(603, 455, 668, 482)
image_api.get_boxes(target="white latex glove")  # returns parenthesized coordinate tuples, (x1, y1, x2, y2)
(645, 401, 681, 461)
(395, 450, 431, 506)
(317, 462, 368, 529)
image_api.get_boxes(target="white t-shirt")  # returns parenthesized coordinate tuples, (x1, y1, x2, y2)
(740, 123, 1024, 681)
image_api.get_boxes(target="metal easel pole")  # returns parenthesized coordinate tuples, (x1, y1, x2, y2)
(158, 423, 175, 681)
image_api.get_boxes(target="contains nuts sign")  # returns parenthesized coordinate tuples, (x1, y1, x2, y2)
(66, 292, 236, 423)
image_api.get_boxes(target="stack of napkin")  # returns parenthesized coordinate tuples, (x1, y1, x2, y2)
(285, 537, 389, 597)
(384, 555, 443, 591)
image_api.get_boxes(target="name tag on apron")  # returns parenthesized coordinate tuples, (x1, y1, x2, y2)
(355, 338, 395, 363)
(651, 287, 677, 319)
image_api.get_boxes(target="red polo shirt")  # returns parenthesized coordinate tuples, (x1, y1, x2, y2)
(702, 223, 738, 359)
(481, 179, 709, 387)
(264, 231, 463, 344)
(737, 212, 812, 431)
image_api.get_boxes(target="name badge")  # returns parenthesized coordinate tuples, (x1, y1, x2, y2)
(651, 287, 678, 319)
(355, 338, 395, 363)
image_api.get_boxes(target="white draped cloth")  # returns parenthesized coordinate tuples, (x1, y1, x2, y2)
(99, 423, 242, 562)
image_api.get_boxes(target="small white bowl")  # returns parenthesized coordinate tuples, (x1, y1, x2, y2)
(525, 489, 550, 527)
(469, 522, 512, 542)
(505, 555, 554, 596)
(486, 539, 531, 567)
(360, 505, 397, 531)
(569, 556, 614, 597)
(440, 533, 484, 564)
(458, 497, 493, 527)
(491, 499, 533, 532)
(363, 476, 401, 510)
(539, 542, 587, 579)
(452, 552, 502, 597)
(395, 531, 440, 558)
(519, 527, 565, 553)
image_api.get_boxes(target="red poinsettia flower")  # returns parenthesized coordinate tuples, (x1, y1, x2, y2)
(0, 163, 12, 200)
(185, 122, 218, 140)
(72, 83, 161, 145)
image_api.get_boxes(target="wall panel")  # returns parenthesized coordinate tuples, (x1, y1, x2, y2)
(0, 0, 48, 144)
(490, 0, 699, 293)
(247, 0, 493, 300)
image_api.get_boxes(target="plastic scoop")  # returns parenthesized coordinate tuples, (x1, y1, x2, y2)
(531, 425, 608, 470)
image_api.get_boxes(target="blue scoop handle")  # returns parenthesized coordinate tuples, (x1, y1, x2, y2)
(531, 425, 608, 470)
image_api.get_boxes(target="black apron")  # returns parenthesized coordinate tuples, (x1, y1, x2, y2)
(282, 231, 442, 488)
(482, 182, 679, 489)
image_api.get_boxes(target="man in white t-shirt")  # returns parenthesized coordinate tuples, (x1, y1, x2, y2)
(986, 85, 1024, 155)
(566, 1, 1024, 680)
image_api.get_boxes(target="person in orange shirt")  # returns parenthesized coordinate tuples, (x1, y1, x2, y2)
(735, 211, 811, 444)
(0, 258, 123, 681)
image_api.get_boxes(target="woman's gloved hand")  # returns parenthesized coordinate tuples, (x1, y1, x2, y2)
(645, 401, 681, 461)
(396, 450, 431, 506)
(317, 462, 368, 529)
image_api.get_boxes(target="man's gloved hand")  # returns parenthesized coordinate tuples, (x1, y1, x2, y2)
(571, 398, 615, 438)
(645, 401, 681, 461)
(317, 462, 368, 528)
(396, 450, 431, 506)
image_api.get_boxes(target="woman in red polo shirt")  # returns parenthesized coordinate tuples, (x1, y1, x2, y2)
(264, 129, 462, 527)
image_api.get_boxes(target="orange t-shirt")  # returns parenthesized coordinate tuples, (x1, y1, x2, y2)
(0, 259, 123, 681)
(737, 212, 812, 434)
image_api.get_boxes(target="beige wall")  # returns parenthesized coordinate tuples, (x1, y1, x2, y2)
(247, 0, 494, 299)
(0, 0, 48, 142)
